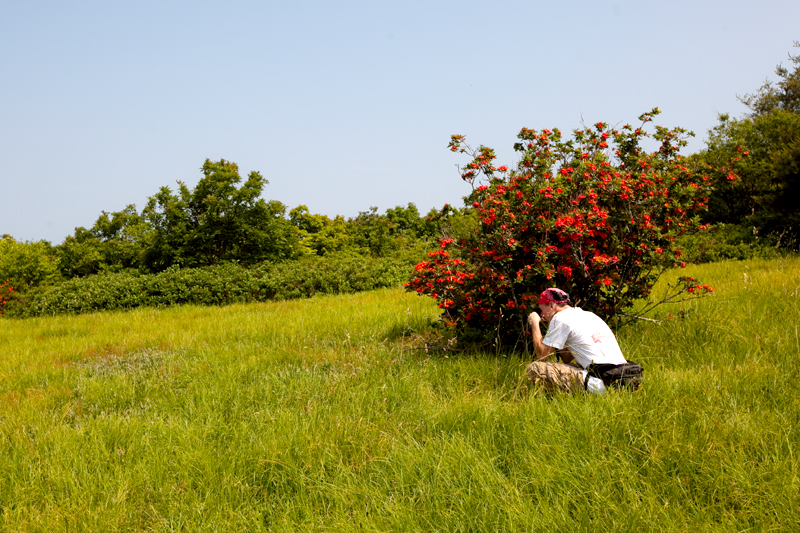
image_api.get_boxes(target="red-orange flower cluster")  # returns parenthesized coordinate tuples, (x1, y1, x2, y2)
(0, 279, 14, 316)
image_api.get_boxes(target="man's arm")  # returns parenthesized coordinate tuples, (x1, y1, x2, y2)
(528, 312, 556, 361)
(558, 349, 575, 365)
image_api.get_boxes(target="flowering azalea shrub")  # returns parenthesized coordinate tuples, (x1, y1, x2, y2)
(406, 109, 730, 348)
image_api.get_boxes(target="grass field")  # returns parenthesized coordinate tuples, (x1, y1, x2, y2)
(1, 258, 798, 531)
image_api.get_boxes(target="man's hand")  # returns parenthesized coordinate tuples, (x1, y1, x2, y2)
(528, 310, 554, 361)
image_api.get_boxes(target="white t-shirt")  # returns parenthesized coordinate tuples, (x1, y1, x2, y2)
(542, 307, 627, 369)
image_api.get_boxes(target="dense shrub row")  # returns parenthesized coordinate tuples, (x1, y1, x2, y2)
(5, 254, 415, 318)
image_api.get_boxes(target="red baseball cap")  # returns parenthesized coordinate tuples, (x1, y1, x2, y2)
(538, 288, 571, 306)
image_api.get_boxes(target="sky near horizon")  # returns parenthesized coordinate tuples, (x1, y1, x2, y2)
(2, 0, 799, 244)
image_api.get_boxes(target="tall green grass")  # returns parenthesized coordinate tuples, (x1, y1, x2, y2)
(0, 258, 798, 531)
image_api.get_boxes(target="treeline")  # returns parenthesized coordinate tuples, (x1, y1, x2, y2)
(687, 42, 800, 261)
(0, 159, 469, 316)
(4, 159, 446, 283)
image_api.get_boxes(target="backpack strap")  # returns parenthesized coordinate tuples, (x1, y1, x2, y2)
(584, 363, 603, 390)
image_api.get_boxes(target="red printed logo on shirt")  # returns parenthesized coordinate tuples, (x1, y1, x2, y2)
(591, 333, 611, 343)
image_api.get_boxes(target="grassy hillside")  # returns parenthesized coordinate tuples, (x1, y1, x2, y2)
(1, 258, 798, 531)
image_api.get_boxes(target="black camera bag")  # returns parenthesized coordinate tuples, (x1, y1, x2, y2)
(586, 362, 644, 391)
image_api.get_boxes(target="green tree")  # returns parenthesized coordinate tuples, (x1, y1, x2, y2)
(739, 41, 800, 116)
(58, 205, 148, 277)
(385, 203, 422, 236)
(699, 42, 800, 249)
(142, 159, 300, 270)
(346, 207, 397, 257)
(0, 235, 62, 289)
(288, 205, 351, 256)
(701, 111, 800, 245)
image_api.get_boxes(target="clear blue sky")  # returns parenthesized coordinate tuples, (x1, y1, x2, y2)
(2, 0, 798, 244)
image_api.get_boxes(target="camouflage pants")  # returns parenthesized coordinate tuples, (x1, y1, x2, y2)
(526, 361, 586, 393)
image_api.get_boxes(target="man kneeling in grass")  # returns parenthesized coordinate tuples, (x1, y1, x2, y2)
(527, 288, 642, 394)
